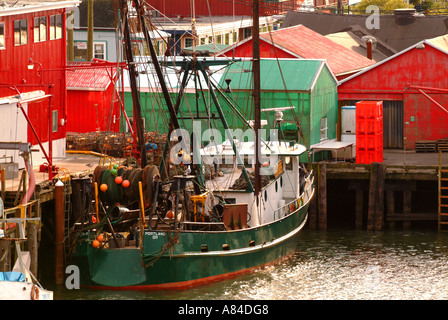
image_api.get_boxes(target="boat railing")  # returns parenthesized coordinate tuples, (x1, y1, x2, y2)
(273, 172, 314, 220)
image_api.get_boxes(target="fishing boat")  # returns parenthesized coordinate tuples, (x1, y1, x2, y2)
(69, 0, 314, 290)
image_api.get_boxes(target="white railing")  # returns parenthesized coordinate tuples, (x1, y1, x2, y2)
(274, 172, 314, 220)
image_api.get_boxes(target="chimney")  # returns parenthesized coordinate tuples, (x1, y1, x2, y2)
(366, 39, 373, 60)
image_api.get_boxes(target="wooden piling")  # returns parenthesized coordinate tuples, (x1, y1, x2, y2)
(54, 180, 65, 285)
(318, 162, 327, 230)
(355, 188, 363, 229)
(0, 240, 11, 272)
(367, 163, 378, 231)
(308, 163, 318, 229)
(26, 221, 39, 276)
(374, 163, 385, 231)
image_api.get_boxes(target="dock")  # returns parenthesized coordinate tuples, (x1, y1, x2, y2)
(0, 148, 447, 284)
(308, 150, 448, 231)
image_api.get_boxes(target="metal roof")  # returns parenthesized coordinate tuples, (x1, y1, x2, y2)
(282, 10, 448, 52)
(218, 25, 376, 76)
(338, 37, 448, 85)
(66, 61, 117, 91)
(220, 58, 336, 92)
(0, 1, 80, 17)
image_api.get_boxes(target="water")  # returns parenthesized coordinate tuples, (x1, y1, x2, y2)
(51, 229, 448, 300)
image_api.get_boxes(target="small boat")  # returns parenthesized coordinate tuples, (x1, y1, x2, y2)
(69, 0, 314, 290)
(0, 240, 53, 300)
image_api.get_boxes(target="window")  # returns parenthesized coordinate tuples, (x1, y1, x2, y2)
(74, 41, 106, 61)
(49, 14, 62, 40)
(184, 37, 194, 48)
(94, 43, 105, 59)
(0, 23, 5, 49)
(34, 16, 47, 42)
(225, 33, 229, 45)
(320, 117, 328, 141)
(14, 19, 28, 46)
(52, 110, 58, 132)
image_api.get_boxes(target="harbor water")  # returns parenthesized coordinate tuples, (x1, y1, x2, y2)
(51, 228, 448, 300)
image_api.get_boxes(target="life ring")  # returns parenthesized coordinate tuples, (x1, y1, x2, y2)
(31, 285, 39, 300)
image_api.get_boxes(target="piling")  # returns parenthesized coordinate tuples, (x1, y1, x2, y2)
(318, 162, 327, 230)
(54, 180, 65, 285)
(27, 220, 39, 276)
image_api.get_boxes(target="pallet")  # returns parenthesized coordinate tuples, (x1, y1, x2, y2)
(438, 138, 448, 152)
(415, 140, 437, 153)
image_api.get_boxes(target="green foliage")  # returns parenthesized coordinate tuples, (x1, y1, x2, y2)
(353, 0, 410, 12)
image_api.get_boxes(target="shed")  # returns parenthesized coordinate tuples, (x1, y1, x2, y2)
(217, 25, 376, 80)
(66, 60, 121, 133)
(338, 37, 448, 150)
(217, 58, 339, 161)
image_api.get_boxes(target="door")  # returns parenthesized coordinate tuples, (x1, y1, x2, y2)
(382, 100, 403, 149)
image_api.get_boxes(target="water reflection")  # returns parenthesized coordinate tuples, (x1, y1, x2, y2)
(54, 229, 448, 300)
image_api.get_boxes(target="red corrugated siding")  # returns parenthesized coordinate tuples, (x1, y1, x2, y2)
(146, 0, 298, 17)
(338, 44, 448, 149)
(0, 8, 67, 146)
(66, 85, 120, 133)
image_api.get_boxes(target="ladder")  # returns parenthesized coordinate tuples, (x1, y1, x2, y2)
(438, 152, 448, 232)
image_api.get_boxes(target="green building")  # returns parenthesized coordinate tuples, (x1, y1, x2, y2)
(121, 58, 338, 162)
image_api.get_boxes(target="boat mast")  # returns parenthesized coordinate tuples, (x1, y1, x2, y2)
(253, 0, 261, 199)
(120, 0, 147, 168)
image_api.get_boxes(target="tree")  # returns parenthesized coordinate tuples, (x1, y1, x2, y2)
(354, 0, 409, 12)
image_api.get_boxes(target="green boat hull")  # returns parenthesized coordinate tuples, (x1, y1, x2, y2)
(71, 199, 310, 290)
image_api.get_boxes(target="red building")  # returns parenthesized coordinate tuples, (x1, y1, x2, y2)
(66, 60, 121, 133)
(146, 0, 301, 17)
(0, 1, 80, 170)
(338, 37, 448, 150)
(217, 25, 375, 80)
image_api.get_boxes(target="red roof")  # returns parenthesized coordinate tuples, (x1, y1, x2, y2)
(220, 25, 376, 77)
(66, 60, 118, 91)
(261, 25, 375, 76)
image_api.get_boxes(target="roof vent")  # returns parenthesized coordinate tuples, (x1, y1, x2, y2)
(394, 8, 417, 26)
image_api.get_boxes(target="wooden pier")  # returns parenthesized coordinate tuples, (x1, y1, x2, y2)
(308, 151, 448, 231)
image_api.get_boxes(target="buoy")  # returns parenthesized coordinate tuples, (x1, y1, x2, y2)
(115, 176, 123, 184)
(122, 180, 130, 188)
(166, 210, 175, 219)
(91, 215, 97, 223)
(96, 234, 104, 242)
(110, 168, 117, 175)
(92, 240, 100, 248)
(100, 183, 108, 192)
(113, 164, 119, 169)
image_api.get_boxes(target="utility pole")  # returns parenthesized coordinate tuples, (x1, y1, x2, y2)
(87, 0, 94, 61)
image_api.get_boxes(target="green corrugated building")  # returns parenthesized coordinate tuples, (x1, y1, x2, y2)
(121, 58, 338, 162)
